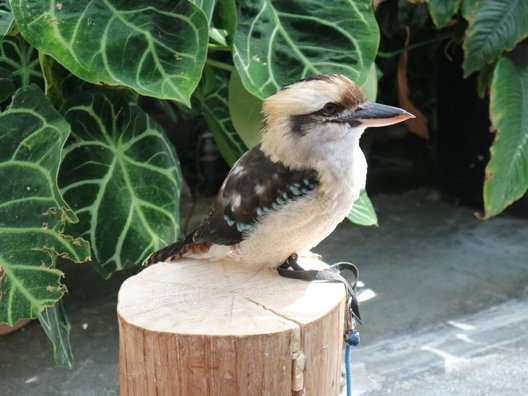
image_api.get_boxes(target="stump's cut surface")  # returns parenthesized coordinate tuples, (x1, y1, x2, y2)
(118, 259, 345, 395)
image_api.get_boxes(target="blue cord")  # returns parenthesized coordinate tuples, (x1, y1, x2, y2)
(345, 330, 360, 396)
(345, 343, 353, 396)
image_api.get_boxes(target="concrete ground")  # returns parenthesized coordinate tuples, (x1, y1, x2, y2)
(1, 189, 527, 395)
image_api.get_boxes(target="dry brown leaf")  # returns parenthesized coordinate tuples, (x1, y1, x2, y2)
(397, 50, 430, 139)
(372, 0, 385, 10)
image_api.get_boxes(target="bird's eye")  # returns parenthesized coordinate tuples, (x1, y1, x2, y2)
(322, 102, 339, 116)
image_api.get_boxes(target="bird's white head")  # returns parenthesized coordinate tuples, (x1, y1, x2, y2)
(260, 74, 414, 170)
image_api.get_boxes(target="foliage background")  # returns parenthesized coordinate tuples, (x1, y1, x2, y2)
(0, 0, 379, 366)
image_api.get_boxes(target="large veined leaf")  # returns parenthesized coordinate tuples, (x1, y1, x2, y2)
(427, 0, 460, 28)
(228, 69, 263, 148)
(0, 85, 90, 326)
(39, 42, 95, 111)
(38, 300, 73, 368)
(233, 0, 379, 99)
(39, 53, 138, 110)
(39, 53, 89, 110)
(0, 66, 14, 102)
(483, 57, 528, 218)
(0, 35, 43, 89)
(11, 1, 209, 105)
(0, 0, 13, 38)
(347, 190, 378, 226)
(195, 66, 247, 166)
(59, 90, 182, 278)
(463, 0, 528, 77)
(191, 0, 215, 24)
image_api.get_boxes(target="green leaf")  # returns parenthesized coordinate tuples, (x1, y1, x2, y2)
(228, 69, 263, 148)
(209, 28, 229, 47)
(39, 53, 138, 110)
(361, 63, 378, 102)
(476, 61, 496, 98)
(59, 90, 182, 278)
(347, 190, 378, 226)
(37, 299, 73, 368)
(463, 0, 528, 77)
(0, 0, 13, 39)
(427, 0, 460, 28)
(151, 98, 181, 125)
(192, 0, 233, 47)
(0, 85, 90, 326)
(0, 66, 14, 102)
(460, 0, 484, 21)
(191, 0, 216, 24)
(195, 66, 247, 166)
(11, 1, 209, 105)
(233, 0, 379, 99)
(213, 0, 237, 47)
(483, 56, 528, 218)
(39, 53, 89, 110)
(0, 35, 43, 89)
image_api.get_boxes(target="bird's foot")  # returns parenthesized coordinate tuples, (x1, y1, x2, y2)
(277, 257, 362, 329)
(278, 252, 322, 271)
(281, 253, 303, 270)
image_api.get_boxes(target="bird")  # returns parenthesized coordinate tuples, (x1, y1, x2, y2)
(144, 74, 414, 269)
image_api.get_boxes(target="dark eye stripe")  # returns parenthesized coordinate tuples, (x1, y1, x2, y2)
(289, 114, 312, 135)
(289, 102, 347, 135)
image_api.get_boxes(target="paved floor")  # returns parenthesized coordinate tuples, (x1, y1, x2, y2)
(1, 189, 527, 395)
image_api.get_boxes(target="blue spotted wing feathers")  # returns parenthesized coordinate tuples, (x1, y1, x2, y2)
(192, 144, 318, 245)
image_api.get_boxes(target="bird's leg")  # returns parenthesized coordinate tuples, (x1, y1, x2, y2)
(277, 256, 362, 327)
(278, 252, 322, 271)
(279, 253, 304, 271)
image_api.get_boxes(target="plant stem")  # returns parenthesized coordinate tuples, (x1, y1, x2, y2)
(206, 58, 234, 72)
(208, 43, 231, 52)
(377, 32, 454, 58)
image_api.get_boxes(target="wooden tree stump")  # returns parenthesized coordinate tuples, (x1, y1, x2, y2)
(118, 259, 346, 396)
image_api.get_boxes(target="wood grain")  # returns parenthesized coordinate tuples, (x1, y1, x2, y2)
(118, 259, 345, 395)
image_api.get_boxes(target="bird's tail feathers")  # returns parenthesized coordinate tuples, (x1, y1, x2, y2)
(142, 239, 185, 266)
(142, 231, 220, 266)
(142, 231, 196, 266)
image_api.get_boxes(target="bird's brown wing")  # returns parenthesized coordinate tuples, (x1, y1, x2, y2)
(143, 145, 318, 265)
(192, 144, 318, 245)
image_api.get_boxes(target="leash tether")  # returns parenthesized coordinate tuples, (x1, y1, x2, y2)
(277, 255, 361, 396)
(277, 257, 361, 326)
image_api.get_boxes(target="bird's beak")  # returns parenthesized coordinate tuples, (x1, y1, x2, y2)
(339, 101, 415, 128)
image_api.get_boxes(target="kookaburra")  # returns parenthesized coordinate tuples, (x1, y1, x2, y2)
(145, 74, 414, 268)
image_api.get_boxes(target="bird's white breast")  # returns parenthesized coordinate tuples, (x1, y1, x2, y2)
(236, 142, 367, 267)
